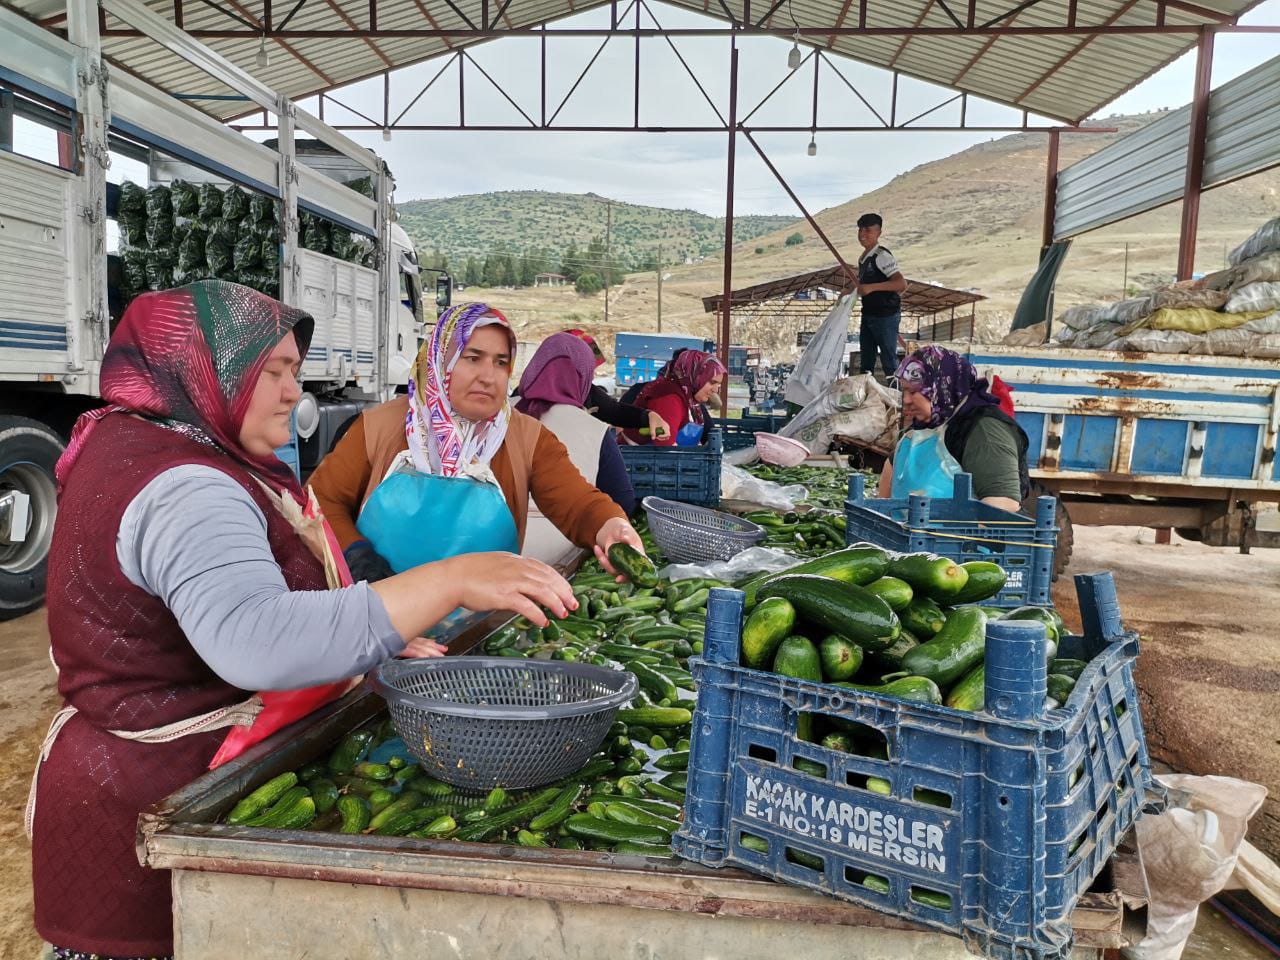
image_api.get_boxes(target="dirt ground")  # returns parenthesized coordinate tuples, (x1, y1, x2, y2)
(0, 529, 1275, 957)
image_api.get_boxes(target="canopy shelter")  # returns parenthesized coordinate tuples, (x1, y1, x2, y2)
(702, 265, 984, 344)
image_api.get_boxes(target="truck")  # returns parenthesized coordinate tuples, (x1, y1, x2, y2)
(965, 344, 1280, 560)
(0, 0, 426, 619)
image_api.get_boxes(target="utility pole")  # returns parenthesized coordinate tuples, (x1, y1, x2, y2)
(656, 244, 663, 333)
(1122, 242, 1129, 297)
(604, 199, 612, 326)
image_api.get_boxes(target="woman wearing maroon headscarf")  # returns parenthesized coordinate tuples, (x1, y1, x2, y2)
(516, 332, 635, 564)
(30, 281, 575, 960)
(623, 349, 726, 447)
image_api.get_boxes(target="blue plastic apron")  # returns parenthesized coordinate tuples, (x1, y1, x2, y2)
(356, 466, 519, 641)
(891, 424, 963, 499)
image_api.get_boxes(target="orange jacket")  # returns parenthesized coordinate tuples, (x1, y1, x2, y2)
(308, 396, 624, 552)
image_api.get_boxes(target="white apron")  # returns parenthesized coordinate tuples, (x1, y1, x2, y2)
(522, 404, 610, 566)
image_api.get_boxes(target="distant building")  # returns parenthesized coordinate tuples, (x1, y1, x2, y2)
(535, 273, 570, 287)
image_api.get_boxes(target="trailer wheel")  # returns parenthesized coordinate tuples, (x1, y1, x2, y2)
(0, 416, 63, 620)
(1022, 482, 1073, 580)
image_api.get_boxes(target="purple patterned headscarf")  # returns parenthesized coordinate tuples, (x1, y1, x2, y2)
(515, 333, 596, 419)
(894, 345, 1000, 428)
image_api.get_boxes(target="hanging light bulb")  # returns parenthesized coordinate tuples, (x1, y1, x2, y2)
(787, 38, 801, 70)
(382, 127, 392, 142)
(255, 35, 270, 69)
(807, 137, 817, 157)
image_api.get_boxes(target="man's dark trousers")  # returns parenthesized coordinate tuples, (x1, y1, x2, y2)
(859, 311, 900, 376)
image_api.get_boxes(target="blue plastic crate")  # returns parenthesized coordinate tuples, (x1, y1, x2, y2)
(672, 574, 1157, 960)
(845, 473, 1056, 608)
(717, 410, 794, 452)
(620, 429, 723, 507)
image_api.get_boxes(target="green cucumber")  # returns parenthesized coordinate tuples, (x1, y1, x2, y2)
(757, 575, 900, 651)
(900, 597, 947, 639)
(888, 553, 968, 603)
(900, 606, 988, 687)
(741, 597, 797, 668)
(517, 829, 550, 847)
(870, 630, 921, 673)
(742, 545, 891, 608)
(673, 589, 710, 614)
(739, 833, 770, 854)
(774, 634, 823, 740)
(242, 785, 310, 827)
(793, 757, 827, 778)
(630, 662, 679, 703)
(863, 576, 913, 612)
(612, 841, 674, 856)
(454, 788, 563, 843)
(834, 676, 943, 705)
(309, 778, 339, 815)
(411, 815, 457, 838)
(411, 775, 455, 799)
(642, 780, 685, 803)
(367, 788, 396, 814)
(1046, 673, 1077, 704)
(565, 814, 670, 846)
(819, 634, 864, 681)
(604, 801, 680, 833)
(604, 545, 655, 591)
(1003, 606, 1062, 644)
(336, 795, 372, 834)
(529, 783, 586, 831)
(376, 803, 456, 837)
(944, 664, 985, 711)
(948, 562, 1007, 604)
(654, 750, 689, 771)
(253, 794, 316, 830)
(227, 772, 298, 825)
(327, 729, 374, 774)
(617, 707, 693, 728)
(1049, 658, 1088, 680)
(659, 772, 687, 790)
(367, 791, 427, 832)
(821, 731, 854, 752)
(352, 761, 392, 781)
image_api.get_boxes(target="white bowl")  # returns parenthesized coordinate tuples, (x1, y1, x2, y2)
(755, 432, 810, 467)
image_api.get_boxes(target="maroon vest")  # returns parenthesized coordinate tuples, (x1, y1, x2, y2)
(33, 415, 327, 956)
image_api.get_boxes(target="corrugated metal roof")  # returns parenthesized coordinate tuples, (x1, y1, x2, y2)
(9, 0, 1264, 125)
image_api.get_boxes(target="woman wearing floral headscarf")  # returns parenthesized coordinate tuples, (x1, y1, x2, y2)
(877, 344, 1028, 510)
(32, 283, 575, 960)
(623, 348, 725, 447)
(310, 303, 645, 582)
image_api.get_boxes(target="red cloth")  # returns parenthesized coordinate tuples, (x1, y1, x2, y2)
(33, 415, 328, 957)
(623, 384, 688, 446)
(989, 374, 1017, 418)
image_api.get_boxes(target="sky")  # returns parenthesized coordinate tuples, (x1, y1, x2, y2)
(270, 0, 1280, 216)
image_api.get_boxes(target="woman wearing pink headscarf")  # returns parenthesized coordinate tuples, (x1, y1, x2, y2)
(516, 333, 635, 565)
(624, 349, 726, 447)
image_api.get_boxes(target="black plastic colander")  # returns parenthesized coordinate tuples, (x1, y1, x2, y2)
(373, 657, 638, 792)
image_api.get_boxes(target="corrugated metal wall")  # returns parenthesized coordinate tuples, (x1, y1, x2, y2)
(1053, 53, 1280, 240)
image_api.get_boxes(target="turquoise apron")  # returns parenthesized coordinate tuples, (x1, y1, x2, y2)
(891, 424, 963, 499)
(357, 465, 519, 640)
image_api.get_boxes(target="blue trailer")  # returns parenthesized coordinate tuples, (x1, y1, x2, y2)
(614, 332, 707, 386)
(966, 345, 1280, 551)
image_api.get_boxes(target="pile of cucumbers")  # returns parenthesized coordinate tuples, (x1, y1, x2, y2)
(738, 543, 1086, 716)
(741, 509, 849, 557)
(220, 537, 702, 855)
(743, 463, 874, 512)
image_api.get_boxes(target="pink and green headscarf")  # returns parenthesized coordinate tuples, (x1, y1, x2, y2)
(405, 302, 516, 478)
(56, 280, 312, 496)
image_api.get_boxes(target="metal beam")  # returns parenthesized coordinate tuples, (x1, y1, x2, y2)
(1015, 0, 1142, 105)
(97, 23, 1280, 38)
(1042, 128, 1060, 248)
(1176, 27, 1214, 280)
(719, 39, 738, 414)
(232, 121, 1106, 132)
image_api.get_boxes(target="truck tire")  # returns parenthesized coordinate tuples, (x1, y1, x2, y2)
(0, 416, 63, 620)
(1021, 482, 1073, 580)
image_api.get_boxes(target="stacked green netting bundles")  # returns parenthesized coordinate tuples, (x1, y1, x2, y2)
(117, 177, 377, 299)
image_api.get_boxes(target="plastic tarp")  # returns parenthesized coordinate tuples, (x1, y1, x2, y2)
(1224, 251, 1280, 290)
(784, 294, 854, 408)
(1228, 215, 1280, 266)
(779, 373, 899, 455)
(1011, 240, 1072, 334)
(1224, 281, 1280, 314)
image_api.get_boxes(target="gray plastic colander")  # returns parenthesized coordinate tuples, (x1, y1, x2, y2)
(372, 657, 638, 792)
(642, 495, 766, 564)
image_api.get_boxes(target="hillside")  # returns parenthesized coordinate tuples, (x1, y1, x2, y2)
(419, 114, 1280, 361)
(397, 190, 797, 269)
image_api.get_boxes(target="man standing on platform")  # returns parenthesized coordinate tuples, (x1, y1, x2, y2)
(855, 212, 908, 378)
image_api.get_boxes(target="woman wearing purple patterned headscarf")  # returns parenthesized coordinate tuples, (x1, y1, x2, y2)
(516, 333, 635, 564)
(877, 345, 1029, 510)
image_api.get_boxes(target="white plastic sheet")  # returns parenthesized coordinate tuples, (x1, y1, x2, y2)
(720, 463, 807, 511)
(660, 546, 803, 582)
(784, 294, 854, 408)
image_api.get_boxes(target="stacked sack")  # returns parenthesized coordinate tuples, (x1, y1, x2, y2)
(1053, 215, 1280, 358)
(117, 176, 378, 301)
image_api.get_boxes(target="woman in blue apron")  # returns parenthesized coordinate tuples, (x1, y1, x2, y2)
(309, 304, 645, 622)
(878, 345, 1029, 511)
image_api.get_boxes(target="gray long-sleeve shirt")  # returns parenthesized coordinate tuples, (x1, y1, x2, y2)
(117, 464, 404, 691)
